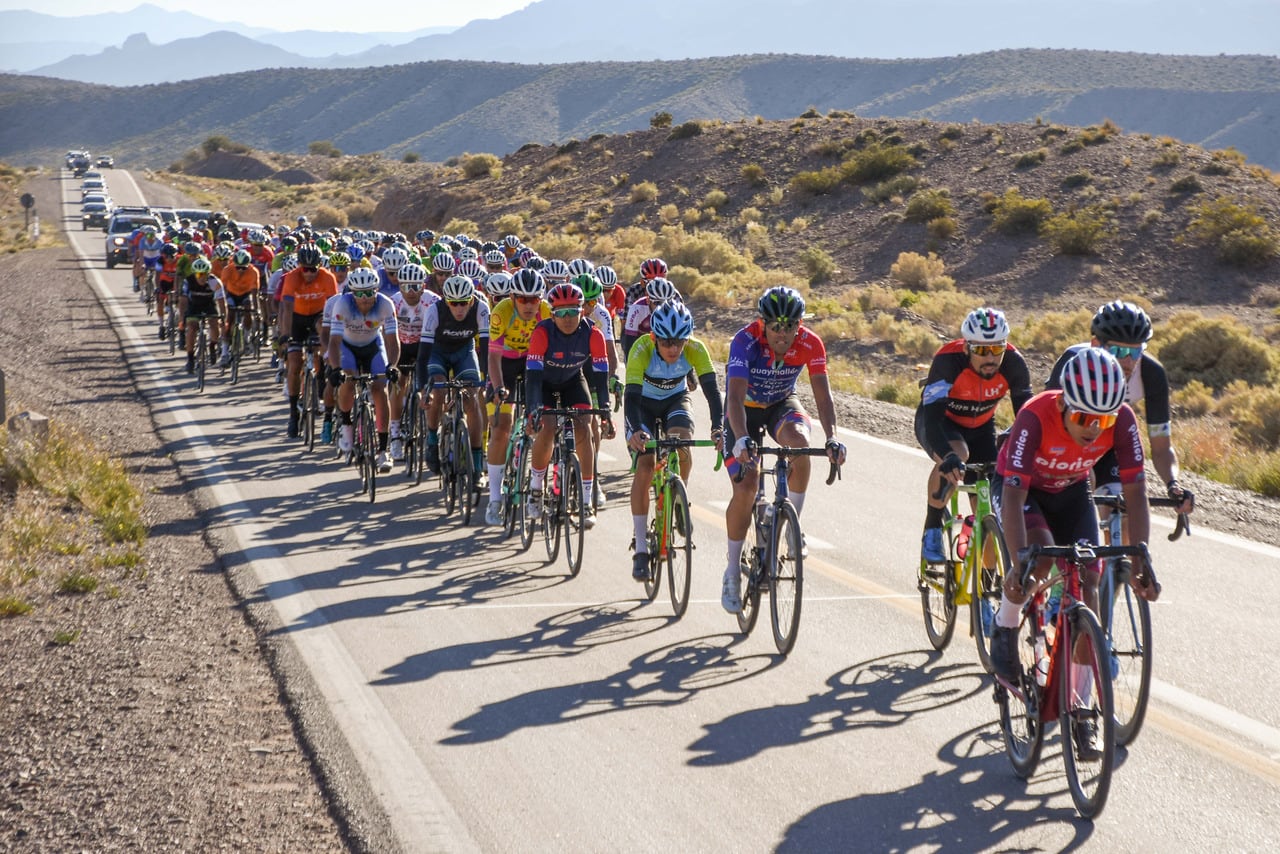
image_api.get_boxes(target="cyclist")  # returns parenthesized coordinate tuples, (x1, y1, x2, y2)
(378, 245, 409, 297)
(580, 272, 623, 508)
(595, 265, 625, 324)
(482, 269, 552, 525)
(135, 226, 165, 300)
(720, 286, 847, 612)
(388, 262, 436, 462)
(429, 253, 456, 296)
(278, 245, 339, 439)
(624, 301, 724, 579)
(328, 267, 400, 473)
(180, 257, 224, 375)
(417, 275, 491, 477)
(624, 257, 667, 324)
(917, 307, 1033, 563)
(217, 248, 261, 368)
(621, 277, 680, 360)
(155, 242, 180, 339)
(1047, 300, 1195, 517)
(524, 282, 617, 530)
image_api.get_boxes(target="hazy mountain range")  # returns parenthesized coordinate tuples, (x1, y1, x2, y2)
(5, 0, 1280, 86)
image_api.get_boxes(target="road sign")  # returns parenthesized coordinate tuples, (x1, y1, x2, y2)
(20, 193, 34, 209)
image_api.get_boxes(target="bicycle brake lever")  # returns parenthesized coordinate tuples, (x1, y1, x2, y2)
(1168, 512, 1191, 541)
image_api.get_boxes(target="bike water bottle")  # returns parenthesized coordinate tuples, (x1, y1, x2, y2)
(564, 419, 575, 453)
(956, 515, 974, 560)
(1034, 633, 1049, 687)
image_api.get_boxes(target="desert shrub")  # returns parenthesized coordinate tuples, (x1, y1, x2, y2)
(439, 218, 479, 238)
(309, 204, 348, 229)
(1156, 314, 1278, 390)
(862, 175, 920, 203)
(1152, 149, 1180, 169)
(1041, 206, 1115, 255)
(889, 251, 954, 291)
(493, 213, 525, 236)
(657, 226, 750, 275)
(990, 188, 1053, 235)
(1170, 174, 1203, 194)
(308, 140, 342, 157)
(658, 203, 680, 225)
(1172, 379, 1215, 417)
(1015, 309, 1093, 356)
(401, 152, 421, 163)
(702, 189, 730, 211)
(1185, 197, 1279, 267)
(1014, 149, 1048, 169)
(339, 200, 372, 225)
(1062, 171, 1093, 188)
(531, 231, 587, 261)
(927, 216, 958, 240)
(744, 221, 772, 260)
(201, 135, 250, 156)
(912, 289, 974, 329)
(789, 167, 841, 195)
(556, 139, 580, 154)
(650, 111, 673, 129)
(938, 125, 965, 141)
(840, 143, 916, 185)
(738, 207, 763, 225)
(462, 152, 501, 178)
(629, 181, 659, 203)
(1141, 209, 1163, 229)
(610, 172, 629, 188)
(799, 246, 837, 284)
(1214, 383, 1280, 448)
(904, 188, 953, 223)
(811, 138, 852, 158)
(1078, 120, 1120, 146)
(528, 196, 551, 214)
(872, 314, 943, 360)
(1060, 139, 1085, 155)
(668, 121, 704, 141)
(681, 208, 704, 227)
(740, 163, 767, 186)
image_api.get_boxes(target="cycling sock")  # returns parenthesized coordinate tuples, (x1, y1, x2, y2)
(925, 504, 945, 528)
(389, 421, 400, 439)
(1073, 664, 1093, 705)
(288, 395, 299, 414)
(378, 433, 388, 453)
(323, 409, 333, 423)
(996, 594, 1022, 629)
(633, 515, 648, 553)
(581, 478, 593, 508)
(790, 490, 806, 516)
(531, 467, 546, 491)
(727, 538, 745, 573)
(340, 410, 352, 425)
(427, 430, 438, 447)
(488, 465, 503, 502)
(472, 448, 484, 471)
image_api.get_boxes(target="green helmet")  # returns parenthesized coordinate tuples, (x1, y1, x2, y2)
(572, 272, 601, 301)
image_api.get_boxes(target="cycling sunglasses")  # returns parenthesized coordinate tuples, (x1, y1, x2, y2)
(1067, 408, 1117, 430)
(656, 337, 686, 348)
(1105, 343, 1144, 359)
(447, 298, 472, 307)
(766, 319, 799, 332)
(300, 265, 319, 273)
(350, 288, 377, 298)
(552, 307, 582, 318)
(400, 282, 423, 293)
(969, 343, 1007, 357)
(514, 295, 541, 304)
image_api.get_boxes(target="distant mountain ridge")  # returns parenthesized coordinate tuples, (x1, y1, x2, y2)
(2, 51, 1279, 171)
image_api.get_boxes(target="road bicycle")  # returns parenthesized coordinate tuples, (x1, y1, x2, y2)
(163, 293, 179, 357)
(631, 431, 721, 618)
(919, 462, 1007, 672)
(295, 336, 322, 451)
(400, 374, 426, 484)
(189, 312, 216, 393)
(994, 540, 1156, 819)
(1093, 491, 1189, 746)
(488, 383, 530, 541)
(734, 443, 841, 656)
(224, 304, 255, 387)
(140, 265, 156, 315)
(434, 378, 483, 525)
(531, 407, 610, 577)
(346, 373, 379, 503)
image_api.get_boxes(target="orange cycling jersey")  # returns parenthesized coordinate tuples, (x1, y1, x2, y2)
(279, 267, 338, 315)
(220, 264, 261, 298)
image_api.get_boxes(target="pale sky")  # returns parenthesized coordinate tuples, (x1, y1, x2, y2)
(0, 0, 537, 31)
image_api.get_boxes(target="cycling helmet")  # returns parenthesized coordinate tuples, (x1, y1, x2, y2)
(442, 275, 476, 302)
(381, 246, 408, 272)
(457, 258, 484, 280)
(143, 225, 157, 237)
(1060, 347, 1127, 415)
(182, 241, 201, 255)
(334, 237, 351, 252)
(517, 247, 537, 266)
(567, 258, 595, 278)
(454, 232, 472, 245)
(357, 239, 376, 256)
(645, 277, 680, 305)
(161, 243, 179, 258)
(503, 234, 522, 249)
(190, 257, 212, 274)
(432, 253, 457, 274)
(295, 245, 323, 268)
(640, 257, 668, 281)
(595, 265, 618, 288)
(398, 262, 427, 285)
(757, 286, 805, 322)
(280, 254, 299, 273)
(415, 229, 435, 244)
(346, 244, 365, 264)
(296, 227, 314, 243)
(547, 283, 584, 309)
(511, 268, 545, 297)
(328, 251, 351, 268)
(480, 240, 499, 253)
(296, 214, 310, 227)
(525, 256, 546, 272)
(960, 307, 1010, 344)
(484, 249, 507, 268)
(485, 272, 513, 298)
(650, 301, 695, 340)
(457, 246, 479, 262)
(572, 273, 601, 301)
(345, 267, 380, 291)
(280, 235, 299, 252)
(1091, 300, 1153, 344)
(543, 259, 570, 283)
(428, 242, 450, 260)
(248, 229, 266, 245)
(232, 248, 252, 266)
(213, 242, 234, 259)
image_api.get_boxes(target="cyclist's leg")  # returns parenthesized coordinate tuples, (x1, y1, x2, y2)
(769, 396, 813, 515)
(720, 411, 767, 610)
(452, 349, 485, 474)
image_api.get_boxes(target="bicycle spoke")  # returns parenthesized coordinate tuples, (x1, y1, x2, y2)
(769, 501, 804, 655)
(973, 516, 1009, 675)
(998, 605, 1045, 779)
(666, 478, 693, 618)
(1061, 605, 1115, 819)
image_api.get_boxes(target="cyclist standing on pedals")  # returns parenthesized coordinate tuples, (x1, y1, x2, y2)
(624, 301, 724, 580)
(1047, 300, 1195, 519)
(328, 267, 400, 472)
(482, 269, 552, 525)
(720, 286, 847, 612)
(388, 262, 436, 463)
(278, 245, 339, 439)
(417, 275, 490, 478)
(989, 347, 1159, 756)
(917, 308, 1033, 564)
(523, 282, 617, 530)
(216, 248, 261, 368)
(180, 257, 224, 375)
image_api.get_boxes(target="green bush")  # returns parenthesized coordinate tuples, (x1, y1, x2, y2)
(650, 111, 673, 129)
(1062, 171, 1093, 188)
(800, 246, 837, 284)
(668, 121, 704, 141)
(840, 142, 917, 185)
(789, 167, 842, 195)
(862, 175, 920, 203)
(904, 189, 954, 223)
(927, 216, 958, 240)
(1157, 313, 1278, 390)
(991, 188, 1053, 235)
(308, 140, 342, 157)
(462, 152, 502, 178)
(1170, 174, 1203, 194)
(938, 125, 965, 141)
(1040, 206, 1114, 255)
(702, 189, 730, 211)
(1014, 149, 1048, 169)
(1186, 197, 1279, 267)
(402, 152, 421, 163)
(201, 135, 250, 156)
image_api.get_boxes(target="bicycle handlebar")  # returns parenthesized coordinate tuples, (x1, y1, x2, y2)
(1093, 493, 1192, 541)
(731, 445, 842, 485)
(537, 407, 612, 418)
(931, 461, 998, 502)
(1018, 542, 1158, 596)
(629, 437, 724, 473)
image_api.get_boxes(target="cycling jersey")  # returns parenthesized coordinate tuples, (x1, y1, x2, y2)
(586, 303, 615, 342)
(623, 297, 655, 338)
(603, 287, 626, 318)
(725, 319, 827, 408)
(1047, 343, 1172, 438)
(525, 318, 611, 412)
(279, 267, 339, 316)
(624, 334, 723, 438)
(330, 292, 397, 346)
(219, 265, 260, 298)
(918, 339, 1033, 458)
(392, 291, 437, 345)
(489, 298, 551, 357)
(998, 390, 1145, 494)
(422, 299, 490, 355)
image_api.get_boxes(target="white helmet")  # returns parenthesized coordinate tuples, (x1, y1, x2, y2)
(485, 272, 513, 298)
(645, 277, 680, 304)
(961, 307, 1009, 344)
(1060, 347, 1127, 415)
(442, 275, 476, 302)
(346, 267, 381, 291)
(381, 246, 408, 272)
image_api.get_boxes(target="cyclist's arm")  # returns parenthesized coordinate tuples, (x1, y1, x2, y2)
(808, 371, 838, 443)
(1121, 479, 1151, 546)
(1000, 479, 1031, 564)
(725, 375, 749, 451)
(1004, 348, 1035, 414)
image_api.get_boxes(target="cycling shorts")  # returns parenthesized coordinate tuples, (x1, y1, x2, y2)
(339, 338, 388, 377)
(635, 392, 695, 439)
(722, 394, 809, 477)
(397, 342, 419, 369)
(289, 312, 323, 346)
(914, 408, 998, 466)
(990, 474, 1102, 575)
(224, 292, 255, 312)
(427, 346, 482, 384)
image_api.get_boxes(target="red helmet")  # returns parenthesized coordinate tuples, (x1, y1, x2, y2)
(640, 257, 668, 281)
(546, 283, 584, 309)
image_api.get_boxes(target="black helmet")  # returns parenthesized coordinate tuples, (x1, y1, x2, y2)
(1091, 300, 1152, 344)
(757, 286, 805, 323)
(295, 245, 323, 268)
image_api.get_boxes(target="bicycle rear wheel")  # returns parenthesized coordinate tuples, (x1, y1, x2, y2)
(166, 304, 177, 356)
(355, 407, 370, 495)
(642, 485, 664, 601)
(1061, 605, 1115, 819)
(920, 550, 958, 652)
(997, 605, 1045, 779)
(500, 434, 519, 539)
(666, 478, 693, 618)
(736, 522, 761, 636)
(563, 453, 584, 577)
(441, 421, 456, 516)
(413, 394, 429, 486)
(769, 500, 804, 655)
(1105, 568, 1153, 746)
(303, 368, 318, 453)
(973, 516, 1009, 674)
(543, 446, 563, 564)
(456, 425, 474, 526)
(195, 329, 207, 393)
(516, 436, 535, 552)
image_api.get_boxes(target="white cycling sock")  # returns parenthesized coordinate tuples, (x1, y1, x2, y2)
(531, 467, 546, 491)
(726, 538, 745, 575)
(996, 594, 1022, 629)
(389, 421, 400, 439)
(789, 490, 806, 516)
(488, 464, 503, 502)
(633, 515, 649, 553)
(581, 478, 593, 508)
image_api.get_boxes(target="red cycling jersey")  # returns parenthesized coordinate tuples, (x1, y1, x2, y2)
(998, 390, 1145, 493)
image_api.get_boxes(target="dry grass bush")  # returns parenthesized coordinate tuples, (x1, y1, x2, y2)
(630, 181, 659, 203)
(1041, 206, 1115, 255)
(1153, 312, 1278, 390)
(1171, 379, 1215, 417)
(463, 152, 502, 179)
(659, 203, 681, 225)
(789, 167, 841, 195)
(310, 203, 348, 229)
(1184, 196, 1279, 266)
(871, 313, 943, 360)
(744, 221, 772, 260)
(890, 251, 954, 291)
(991, 188, 1053, 235)
(904, 189, 954, 223)
(799, 246, 837, 284)
(530, 231, 587, 261)
(1015, 309, 1093, 356)
(1214, 382, 1280, 448)
(839, 142, 917, 185)
(494, 212, 525, 236)
(740, 163, 767, 186)
(1014, 149, 1049, 169)
(668, 121, 704, 141)
(702, 189, 730, 211)
(441, 218, 480, 237)
(911, 290, 977, 330)
(1177, 417, 1280, 496)
(682, 208, 705, 227)
(863, 175, 920, 204)
(927, 216, 958, 240)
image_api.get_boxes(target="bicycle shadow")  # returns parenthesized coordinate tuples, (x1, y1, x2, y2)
(777, 722, 1099, 851)
(439, 633, 779, 746)
(687, 650, 986, 766)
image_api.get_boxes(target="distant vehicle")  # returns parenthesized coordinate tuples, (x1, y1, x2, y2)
(105, 207, 160, 268)
(69, 151, 92, 176)
(150, 206, 178, 227)
(96, 155, 115, 168)
(80, 178, 107, 196)
(81, 192, 112, 208)
(174, 208, 213, 225)
(81, 202, 112, 230)
(82, 169, 103, 181)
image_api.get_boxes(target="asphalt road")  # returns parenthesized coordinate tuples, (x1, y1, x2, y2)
(64, 171, 1280, 853)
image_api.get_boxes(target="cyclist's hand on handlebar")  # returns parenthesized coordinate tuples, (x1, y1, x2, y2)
(385, 366, 400, 383)
(711, 428, 724, 454)
(601, 417, 617, 440)
(526, 409, 542, 434)
(1133, 542, 1162, 602)
(627, 430, 650, 453)
(732, 435, 756, 468)
(1166, 480, 1195, 515)
(940, 451, 964, 484)
(825, 437, 847, 467)
(326, 366, 345, 388)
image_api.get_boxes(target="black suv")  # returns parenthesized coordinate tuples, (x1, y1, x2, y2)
(105, 207, 160, 268)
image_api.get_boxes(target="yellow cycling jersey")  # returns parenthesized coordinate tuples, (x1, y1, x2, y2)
(489, 297, 551, 357)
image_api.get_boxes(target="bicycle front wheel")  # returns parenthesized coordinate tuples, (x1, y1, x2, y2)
(542, 447, 563, 564)
(441, 423, 456, 516)
(666, 478, 693, 618)
(563, 453, 584, 577)
(355, 409, 370, 495)
(167, 305, 177, 356)
(997, 605, 1045, 779)
(362, 403, 377, 503)
(456, 425, 474, 526)
(195, 331, 206, 393)
(973, 516, 1010, 674)
(769, 501, 804, 655)
(920, 552, 958, 652)
(1103, 565, 1153, 747)
(413, 395, 429, 486)
(517, 436, 535, 552)
(1062, 605, 1115, 819)
(736, 521, 761, 636)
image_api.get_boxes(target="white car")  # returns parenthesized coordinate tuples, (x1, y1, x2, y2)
(81, 178, 107, 196)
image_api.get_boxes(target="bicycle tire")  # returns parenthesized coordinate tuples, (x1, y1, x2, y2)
(642, 484, 664, 601)
(441, 420, 456, 516)
(666, 477, 693, 618)
(195, 329, 206, 393)
(1061, 604, 1115, 819)
(769, 500, 804, 655)
(166, 303, 177, 356)
(457, 424, 474, 526)
(542, 446, 563, 564)
(500, 430, 520, 539)
(355, 404, 370, 495)
(1105, 568, 1153, 746)
(229, 328, 241, 386)
(302, 369, 316, 452)
(998, 603, 1045, 779)
(363, 401, 377, 503)
(563, 453, 584, 577)
(517, 436, 536, 552)
(920, 551, 958, 652)
(413, 394, 429, 486)
(736, 520, 762, 636)
(973, 516, 1009, 675)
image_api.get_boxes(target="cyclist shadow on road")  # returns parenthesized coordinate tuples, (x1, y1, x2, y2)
(777, 723, 1099, 851)
(439, 633, 781, 746)
(687, 650, 985, 767)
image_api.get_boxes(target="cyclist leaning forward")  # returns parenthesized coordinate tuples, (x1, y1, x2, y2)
(216, 248, 261, 368)
(524, 282, 616, 530)
(720, 286, 847, 613)
(388, 262, 436, 462)
(180, 257, 224, 375)
(278, 245, 339, 439)
(624, 300, 724, 580)
(417, 274, 490, 479)
(327, 267, 400, 473)
(482, 268, 551, 526)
